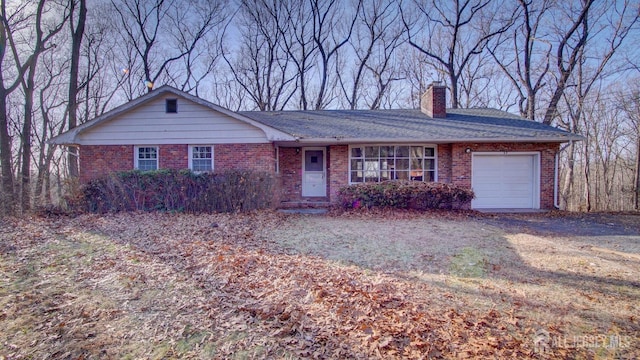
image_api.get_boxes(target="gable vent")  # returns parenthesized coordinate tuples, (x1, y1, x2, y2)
(166, 99, 178, 113)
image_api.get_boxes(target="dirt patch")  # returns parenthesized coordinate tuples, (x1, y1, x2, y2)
(0, 211, 637, 359)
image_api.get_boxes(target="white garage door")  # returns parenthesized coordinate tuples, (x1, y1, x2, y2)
(472, 154, 538, 209)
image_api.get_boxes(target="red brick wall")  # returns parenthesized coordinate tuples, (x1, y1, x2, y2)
(278, 147, 302, 202)
(437, 144, 452, 183)
(421, 84, 447, 118)
(214, 143, 276, 173)
(443, 143, 560, 209)
(160, 144, 188, 169)
(80, 145, 133, 183)
(79, 143, 276, 183)
(328, 145, 348, 202)
(81, 142, 560, 209)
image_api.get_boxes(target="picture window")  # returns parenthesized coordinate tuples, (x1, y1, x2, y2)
(349, 145, 436, 183)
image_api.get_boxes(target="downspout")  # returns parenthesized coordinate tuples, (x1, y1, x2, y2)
(554, 152, 559, 209)
(555, 141, 572, 209)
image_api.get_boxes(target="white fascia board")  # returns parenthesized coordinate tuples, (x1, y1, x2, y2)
(49, 89, 171, 145)
(284, 135, 583, 145)
(175, 90, 296, 141)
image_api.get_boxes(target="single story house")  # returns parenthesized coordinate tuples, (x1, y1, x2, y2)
(50, 83, 582, 210)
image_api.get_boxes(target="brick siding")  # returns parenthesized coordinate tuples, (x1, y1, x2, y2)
(81, 142, 560, 209)
(278, 147, 302, 202)
(277, 142, 558, 208)
(420, 84, 447, 118)
(79, 145, 133, 183)
(214, 143, 276, 173)
(160, 144, 188, 169)
(328, 145, 348, 202)
(443, 142, 560, 209)
(437, 144, 452, 184)
(79, 143, 277, 183)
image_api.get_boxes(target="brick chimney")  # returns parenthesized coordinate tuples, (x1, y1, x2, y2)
(421, 81, 446, 118)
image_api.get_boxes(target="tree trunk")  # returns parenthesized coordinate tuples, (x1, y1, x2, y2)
(561, 141, 575, 210)
(449, 70, 458, 109)
(635, 130, 640, 210)
(67, 0, 87, 178)
(20, 67, 36, 211)
(0, 90, 15, 213)
(583, 140, 591, 212)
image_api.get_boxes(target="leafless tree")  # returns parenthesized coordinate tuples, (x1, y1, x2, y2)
(67, 0, 86, 178)
(0, 1, 31, 212)
(402, 0, 516, 109)
(34, 49, 69, 204)
(337, 0, 404, 109)
(221, 0, 297, 111)
(620, 83, 640, 210)
(110, 0, 224, 94)
(277, 0, 316, 110)
(542, 0, 638, 125)
(489, 0, 553, 120)
(1, 0, 68, 211)
(308, 0, 361, 109)
(556, 0, 639, 210)
(78, 13, 128, 120)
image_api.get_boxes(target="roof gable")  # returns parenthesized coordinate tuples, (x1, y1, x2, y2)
(49, 86, 295, 145)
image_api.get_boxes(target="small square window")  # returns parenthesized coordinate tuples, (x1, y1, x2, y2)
(166, 99, 178, 113)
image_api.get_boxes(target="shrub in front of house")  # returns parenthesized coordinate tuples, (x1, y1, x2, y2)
(337, 181, 474, 210)
(81, 169, 276, 213)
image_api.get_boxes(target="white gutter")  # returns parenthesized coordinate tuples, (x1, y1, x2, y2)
(286, 136, 584, 145)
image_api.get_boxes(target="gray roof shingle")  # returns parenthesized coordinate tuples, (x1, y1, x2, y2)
(239, 108, 582, 143)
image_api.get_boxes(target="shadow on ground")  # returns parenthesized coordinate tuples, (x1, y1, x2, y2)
(476, 211, 640, 237)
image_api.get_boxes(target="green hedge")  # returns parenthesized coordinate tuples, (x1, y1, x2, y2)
(337, 181, 474, 210)
(80, 169, 276, 213)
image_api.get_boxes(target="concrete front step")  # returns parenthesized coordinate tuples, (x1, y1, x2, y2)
(278, 201, 332, 209)
(278, 208, 329, 215)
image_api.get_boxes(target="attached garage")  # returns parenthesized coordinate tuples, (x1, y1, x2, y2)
(471, 153, 540, 209)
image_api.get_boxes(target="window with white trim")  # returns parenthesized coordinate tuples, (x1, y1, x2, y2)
(189, 145, 214, 172)
(349, 145, 436, 183)
(135, 146, 158, 171)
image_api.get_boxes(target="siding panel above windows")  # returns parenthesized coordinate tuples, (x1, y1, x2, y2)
(79, 95, 269, 145)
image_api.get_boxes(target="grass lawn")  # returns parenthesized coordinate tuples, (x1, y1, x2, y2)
(0, 210, 638, 359)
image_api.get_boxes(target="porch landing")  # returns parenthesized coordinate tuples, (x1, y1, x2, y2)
(278, 208, 328, 215)
(278, 200, 331, 209)
(277, 200, 331, 215)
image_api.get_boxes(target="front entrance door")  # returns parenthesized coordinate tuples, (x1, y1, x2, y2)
(302, 148, 326, 197)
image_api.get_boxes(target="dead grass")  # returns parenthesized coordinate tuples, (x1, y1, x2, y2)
(0, 211, 638, 359)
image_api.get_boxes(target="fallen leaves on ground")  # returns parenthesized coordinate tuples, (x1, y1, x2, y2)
(0, 211, 634, 359)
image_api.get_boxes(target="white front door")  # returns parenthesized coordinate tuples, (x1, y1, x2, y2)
(302, 148, 326, 197)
